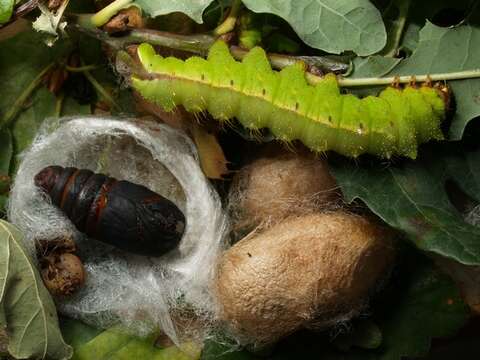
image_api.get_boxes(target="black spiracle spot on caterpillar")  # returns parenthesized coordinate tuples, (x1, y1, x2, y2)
(34, 166, 185, 257)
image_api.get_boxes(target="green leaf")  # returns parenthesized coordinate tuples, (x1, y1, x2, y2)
(330, 144, 480, 265)
(0, 30, 70, 128)
(72, 327, 201, 360)
(387, 21, 480, 140)
(333, 319, 382, 351)
(348, 55, 401, 98)
(135, 0, 215, 23)
(0, 0, 14, 24)
(365, 253, 470, 360)
(11, 88, 57, 174)
(60, 318, 103, 350)
(422, 320, 480, 360)
(242, 0, 387, 55)
(400, 23, 419, 54)
(0, 129, 12, 176)
(60, 96, 92, 117)
(378, 0, 411, 57)
(352, 56, 401, 78)
(0, 29, 92, 175)
(399, 0, 474, 53)
(0, 196, 7, 215)
(0, 220, 73, 359)
(0, 129, 11, 213)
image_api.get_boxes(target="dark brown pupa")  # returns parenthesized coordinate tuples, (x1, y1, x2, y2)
(34, 166, 185, 257)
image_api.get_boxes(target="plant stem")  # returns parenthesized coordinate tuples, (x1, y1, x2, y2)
(332, 69, 480, 87)
(90, 0, 133, 27)
(54, 92, 65, 117)
(0, 62, 54, 131)
(125, 29, 215, 54)
(389, 0, 411, 57)
(71, 16, 480, 86)
(72, 19, 349, 73)
(13, 0, 39, 19)
(80, 61, 117, 109)
(65, 64, 98, 72)
(381, 0, 411, 57)
(229, 46, 349, 74)
(214, 0, 242, 36)
(71, 18, 216, 55)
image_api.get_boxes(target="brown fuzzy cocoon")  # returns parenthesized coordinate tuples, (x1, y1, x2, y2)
(229, 145, 339, 233)
(214, 212, 395, 346)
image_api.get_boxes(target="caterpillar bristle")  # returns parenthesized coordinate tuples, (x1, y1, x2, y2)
(223, 117, 236, 129)
(192, 112, 203, 124)
(248, 128, 264, 142)
(282, 140, 298, 154)
(318, 151, 329, 161)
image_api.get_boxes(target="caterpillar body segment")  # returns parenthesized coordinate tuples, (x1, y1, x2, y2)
(132, 41, 447, 159)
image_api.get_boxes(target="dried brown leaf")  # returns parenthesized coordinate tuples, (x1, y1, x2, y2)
(190, 122, 228, 180)
(103, 6, 144, 34)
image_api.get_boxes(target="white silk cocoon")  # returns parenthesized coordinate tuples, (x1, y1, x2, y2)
(8, 116, 228, 347)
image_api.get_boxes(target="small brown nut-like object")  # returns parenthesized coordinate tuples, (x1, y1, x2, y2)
(103, 6, 144, 34)
(36, 235, 77, 257)
(230, 145, 338, 229)
(214, 212, 394, 345)
(41, 253, 86, 296)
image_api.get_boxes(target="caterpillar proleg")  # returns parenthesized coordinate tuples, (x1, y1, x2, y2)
(131, 41, 448, 158)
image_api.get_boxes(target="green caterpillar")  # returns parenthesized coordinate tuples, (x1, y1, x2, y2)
(131, 41, 448, 158)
